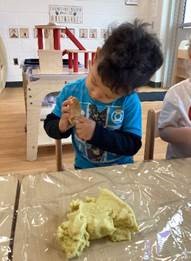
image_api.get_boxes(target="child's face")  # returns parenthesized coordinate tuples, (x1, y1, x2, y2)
(86, 58, 124, 103)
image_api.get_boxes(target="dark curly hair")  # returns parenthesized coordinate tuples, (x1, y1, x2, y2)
(97, 19, 163, 93)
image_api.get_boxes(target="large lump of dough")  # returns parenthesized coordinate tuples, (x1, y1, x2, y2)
(57, 188, 139, 259)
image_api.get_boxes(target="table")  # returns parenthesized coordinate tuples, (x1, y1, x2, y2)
(0, 176, 19, 260)
(23, 68, 88, 161)
(12, 158, 191, 260)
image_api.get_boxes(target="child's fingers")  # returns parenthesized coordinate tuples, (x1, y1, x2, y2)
(75, 118, 85, 129)
(61, 104, 70, 114)
(75, 115, 86, 124)
(75, 124, 83, 132)
(63, 99, 71, 106)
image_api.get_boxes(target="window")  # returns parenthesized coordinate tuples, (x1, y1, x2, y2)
(183, 0, 191, 27)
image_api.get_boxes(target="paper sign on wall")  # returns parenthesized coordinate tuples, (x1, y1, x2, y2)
(49, 5, 83, 24)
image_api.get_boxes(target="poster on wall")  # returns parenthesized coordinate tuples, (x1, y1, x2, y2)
(101, 29, 107, 39)
(49, 5, 83, 24)
(9, 28, 19, 38)
(20, 28, 29, 38)
(79, 28, 88, 38)
(89, 29, 97, 39)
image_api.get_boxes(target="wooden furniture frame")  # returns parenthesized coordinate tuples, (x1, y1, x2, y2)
(55, 139, 64, 171)
(144, 109, 161, 161)
(23, 68, 88, 161)
(174, 40, 189, 84)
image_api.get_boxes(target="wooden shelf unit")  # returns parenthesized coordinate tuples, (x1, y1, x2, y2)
(174, 41, 189, 84)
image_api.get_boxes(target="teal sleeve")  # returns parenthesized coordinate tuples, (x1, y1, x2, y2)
(122, 93, 142, 137)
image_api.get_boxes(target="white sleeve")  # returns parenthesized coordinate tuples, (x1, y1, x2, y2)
(158, 90, 180, 129)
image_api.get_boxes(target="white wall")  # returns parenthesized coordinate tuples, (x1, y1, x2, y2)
(0, 0, 139, 82)
(138, 0, 182, 87)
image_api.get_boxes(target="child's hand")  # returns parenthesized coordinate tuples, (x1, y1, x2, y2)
(75, 116, 96, 141)
(59, 100, 72, 132)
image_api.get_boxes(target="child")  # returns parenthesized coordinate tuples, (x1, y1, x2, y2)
(44, 20, 163, 169)
(158, 38, 191, 159)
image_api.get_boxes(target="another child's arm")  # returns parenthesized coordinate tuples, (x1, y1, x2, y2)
(159, 126, 191, 145)
(159, 89, 191, 145)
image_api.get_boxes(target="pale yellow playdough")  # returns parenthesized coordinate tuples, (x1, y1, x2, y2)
(57, 188, 139, 259)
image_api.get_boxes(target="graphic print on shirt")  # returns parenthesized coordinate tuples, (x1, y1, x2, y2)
(87, 104, 107, 161)
(74, 102, 125, 163)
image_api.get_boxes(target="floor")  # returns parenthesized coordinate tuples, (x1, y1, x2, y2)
(0, 87, 167, 175)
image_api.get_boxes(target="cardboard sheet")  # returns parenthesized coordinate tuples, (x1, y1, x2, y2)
(13, 158, 191, 260)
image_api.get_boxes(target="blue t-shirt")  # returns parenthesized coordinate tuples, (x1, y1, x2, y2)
(53, 77, 142, 168)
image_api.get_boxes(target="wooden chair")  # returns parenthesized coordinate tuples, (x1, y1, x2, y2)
(144, 109, 161, 161)
(56, 108, 161, 168)
(55, 139, 64, 171)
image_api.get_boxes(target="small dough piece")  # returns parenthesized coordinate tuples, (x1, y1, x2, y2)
(68, 96, 81, 125)
(57, 188, 139, 259)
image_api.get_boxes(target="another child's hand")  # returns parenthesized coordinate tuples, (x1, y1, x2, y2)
(75, 116, 96, 141)
(59, 100, 72, 132)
